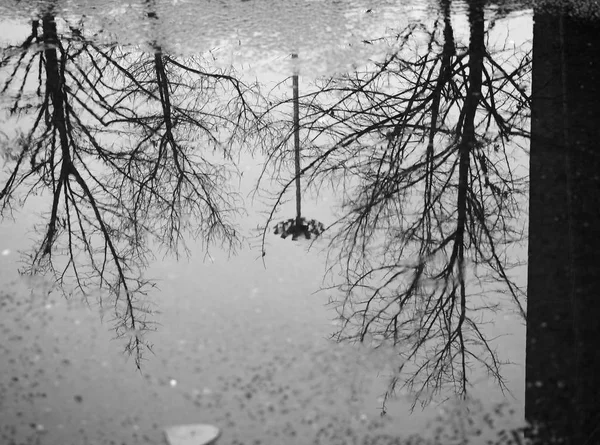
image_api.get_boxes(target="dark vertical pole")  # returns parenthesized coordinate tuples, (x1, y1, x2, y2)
(526, 10, 600, 444)
(526, 13, 575, 442)
(292, 53, 302, 225)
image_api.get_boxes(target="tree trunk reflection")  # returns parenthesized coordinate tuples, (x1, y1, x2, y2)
(526, 9, 600, 445)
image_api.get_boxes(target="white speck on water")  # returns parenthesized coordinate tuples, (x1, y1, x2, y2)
(74, 319, 81, 325)
(35, 424, 45, 432)
(1, 249, 9, 256)
(535, 381, 543, 388)
(202, 387, 212, 395)
(169, 379, 177, 387)
(45, 303, 52, 310)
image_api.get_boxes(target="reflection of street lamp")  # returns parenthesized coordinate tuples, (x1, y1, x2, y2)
(275, 216, 325, 241)
(274, 54, 325, 241)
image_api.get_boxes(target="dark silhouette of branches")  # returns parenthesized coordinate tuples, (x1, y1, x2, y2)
(0, 5, 263, 367)
(256, 0, 530, 409)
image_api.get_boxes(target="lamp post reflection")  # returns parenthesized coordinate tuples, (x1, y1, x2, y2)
(274, 54, 325, 241)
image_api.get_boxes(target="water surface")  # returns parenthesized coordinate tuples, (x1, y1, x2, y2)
(0, 1, 536, 444)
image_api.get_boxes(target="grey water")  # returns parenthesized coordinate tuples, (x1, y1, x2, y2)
(1, 0, 578, 444)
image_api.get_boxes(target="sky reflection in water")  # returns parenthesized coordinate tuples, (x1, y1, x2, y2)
(0, 2, 533, 444)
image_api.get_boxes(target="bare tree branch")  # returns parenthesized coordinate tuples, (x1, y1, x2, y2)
(254, 0, 529, 409)
(0, 6, 265, 367)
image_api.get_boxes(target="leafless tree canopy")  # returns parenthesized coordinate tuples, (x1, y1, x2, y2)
(258, 0, 530, 409)
(0, 9, 263, 367)
(1, 0, 530, 404)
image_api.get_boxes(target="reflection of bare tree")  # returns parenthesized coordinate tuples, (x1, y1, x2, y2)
(259, 0, 530, 408)
(0, 7, 261, 367)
